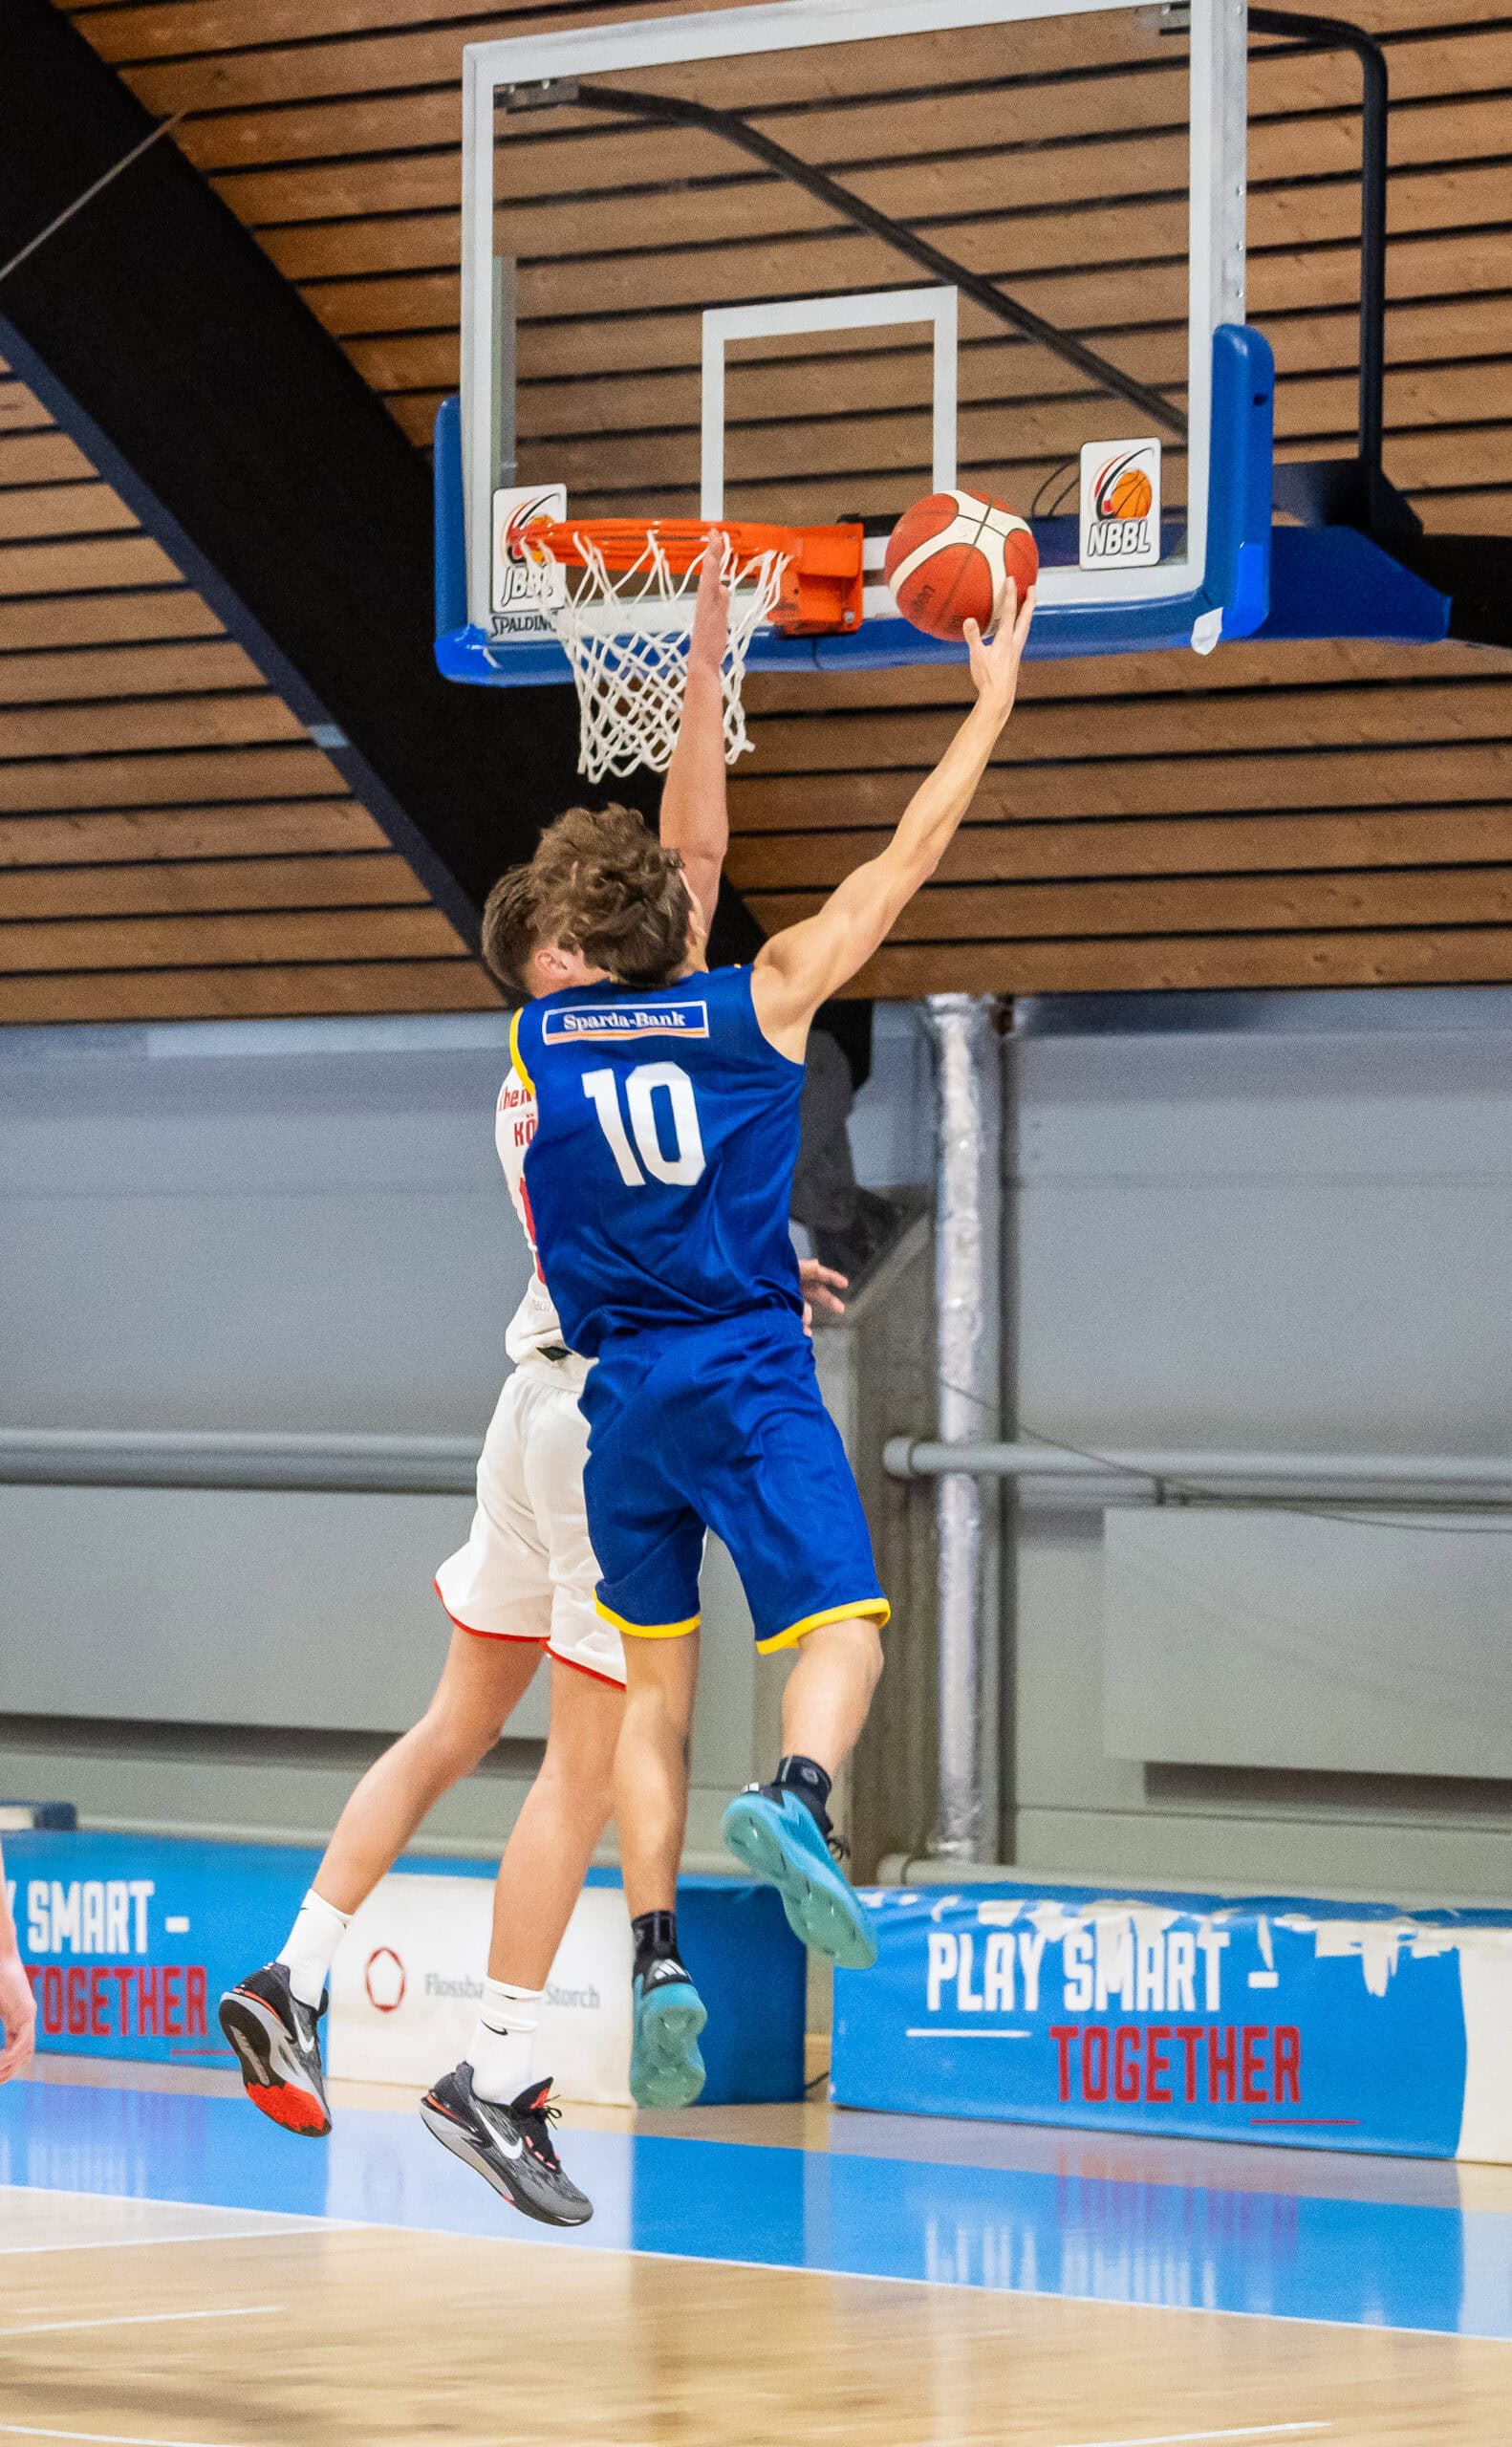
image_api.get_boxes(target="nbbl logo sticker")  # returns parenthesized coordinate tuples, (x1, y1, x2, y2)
(1079, 439, 1161, 568)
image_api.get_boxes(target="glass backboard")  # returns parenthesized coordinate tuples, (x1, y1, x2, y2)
(453, 0, 1261, 672)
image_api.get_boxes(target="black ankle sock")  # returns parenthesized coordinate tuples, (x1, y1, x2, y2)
(632, 1909, 681, 1984)
(774, 1754, 832, 1830)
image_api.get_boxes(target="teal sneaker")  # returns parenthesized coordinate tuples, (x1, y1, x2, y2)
(629, 1959, 707, 2109)
(721, 1786, 878, 1971)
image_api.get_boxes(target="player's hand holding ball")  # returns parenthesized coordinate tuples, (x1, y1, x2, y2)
(885, 485, 1037, 719)
(963, 577, 1036, 720)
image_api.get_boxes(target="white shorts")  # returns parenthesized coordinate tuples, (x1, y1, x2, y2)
(433, 1355, 626, 1689)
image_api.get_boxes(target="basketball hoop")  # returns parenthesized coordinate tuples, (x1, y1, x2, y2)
(513, 517, 864, 781)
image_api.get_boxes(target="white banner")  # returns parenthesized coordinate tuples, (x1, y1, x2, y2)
(328, 1872, 635, 2106)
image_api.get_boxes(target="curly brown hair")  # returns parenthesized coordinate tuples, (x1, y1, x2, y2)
(480, 804, 693, 1005)
(478, 865, 539, 1007)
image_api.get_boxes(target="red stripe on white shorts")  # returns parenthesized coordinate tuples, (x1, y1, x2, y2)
(548, 1648, 626, 1693)
(432, 1577, 550, 1647)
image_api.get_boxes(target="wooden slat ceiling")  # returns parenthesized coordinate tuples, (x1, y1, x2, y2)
(0, 351, 495, 1022)
(25, 0, 1512, 1005)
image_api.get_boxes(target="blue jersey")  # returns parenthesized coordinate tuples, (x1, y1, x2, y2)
(512, 966, 806, 1356)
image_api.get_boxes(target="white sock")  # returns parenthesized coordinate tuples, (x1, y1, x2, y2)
(470, 1978, 543, 2104)
(277, 1888, 352, 2009)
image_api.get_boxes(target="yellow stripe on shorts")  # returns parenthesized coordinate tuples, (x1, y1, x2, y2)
(595, 1598, 701, 1640)
(756, 1595, 892, 1656)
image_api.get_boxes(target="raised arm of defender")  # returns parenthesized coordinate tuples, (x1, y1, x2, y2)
(750, 584, 1036, 1058)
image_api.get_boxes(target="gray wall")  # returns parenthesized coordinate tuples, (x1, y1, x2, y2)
(0, 1008, 926, 1861)
(11, 987, 1510, 1905)
(1008, 989, 1512, 1901)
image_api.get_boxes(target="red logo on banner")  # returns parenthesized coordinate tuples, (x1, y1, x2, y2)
(364, 1946, 406, 2014)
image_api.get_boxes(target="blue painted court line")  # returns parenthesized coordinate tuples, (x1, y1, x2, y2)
(5, 2077, 1511, 2341)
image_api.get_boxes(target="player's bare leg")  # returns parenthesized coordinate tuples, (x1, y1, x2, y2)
(220, 1628, 539, 2137)
(616, 1632, 699, 1918)
(421, 1655, 619, 2226)
(615, 1633, 708, 2106)
(315, 1629, 542, 1917)
(779, 1616, 884, 1775)
(723, 1616, 886, 1972)
(468, 1657, 621, 2088)
(486, 1657, 620, 1981)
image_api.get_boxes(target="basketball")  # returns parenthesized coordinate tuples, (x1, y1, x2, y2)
(1106, 466, 1154, 520)
(884, 489, 1039, 642)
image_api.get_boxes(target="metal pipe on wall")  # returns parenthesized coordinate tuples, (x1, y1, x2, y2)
(883, 1440, 1512, 1505)
(922, 994, 1001, 1864)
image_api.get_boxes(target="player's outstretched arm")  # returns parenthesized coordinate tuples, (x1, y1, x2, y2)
(750, 584, 1035, 1058)
(660, 542, 729, 934)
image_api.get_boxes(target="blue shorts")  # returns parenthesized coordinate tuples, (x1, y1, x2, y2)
(579, 1311, 889, 1653)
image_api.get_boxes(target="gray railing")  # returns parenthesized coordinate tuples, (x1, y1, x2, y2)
(0, 1429, 478, 1497)
(883, 1440, 1512, 1509)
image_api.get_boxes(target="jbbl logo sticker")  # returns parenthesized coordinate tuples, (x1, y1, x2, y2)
(490, 482, 568, 639)
(1078, 440, 1161, 569)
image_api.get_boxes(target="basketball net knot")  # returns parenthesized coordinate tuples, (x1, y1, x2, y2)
(529, 528, 788, 782)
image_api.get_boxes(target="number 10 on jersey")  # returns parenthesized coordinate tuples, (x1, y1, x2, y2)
(583, 1062, 706, 1187)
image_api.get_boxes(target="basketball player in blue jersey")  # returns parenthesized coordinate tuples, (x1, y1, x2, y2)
(501, 578, 1035, 2105)
(216, 554, 842, 2215)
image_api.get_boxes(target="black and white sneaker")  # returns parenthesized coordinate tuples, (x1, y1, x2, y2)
(421, 2064, 593, 2227)
(218, 1960, 332, 2137)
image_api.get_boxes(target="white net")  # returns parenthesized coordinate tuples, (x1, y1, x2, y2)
(530, 529, 789, 782)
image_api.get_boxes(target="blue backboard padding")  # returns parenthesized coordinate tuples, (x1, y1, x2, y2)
(1224, 535, 1270, 640)
(1217, 319, 1278, 640)
(1257, 524, 1451, 643)
(435, 325, 1277, 681)
(831, 1879, 1512, 2158)
(2, 1830, 804, 2107)
(433, 323, 1459, 683)
(433, 394, 467, 639)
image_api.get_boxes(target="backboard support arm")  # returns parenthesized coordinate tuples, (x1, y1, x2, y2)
(1245, 8, 1413, 540)
(1245, 8, 1512, 647)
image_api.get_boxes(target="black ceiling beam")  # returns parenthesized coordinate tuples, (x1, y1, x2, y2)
(0, 0, 597, 949)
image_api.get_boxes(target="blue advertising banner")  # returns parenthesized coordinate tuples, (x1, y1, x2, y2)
(832, 1882, 1512, 2162)
(1, 1830, 803, 2105)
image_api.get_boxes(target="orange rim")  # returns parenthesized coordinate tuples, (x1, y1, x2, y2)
(518, 516, 800, 573)
(516, 516, 865, 637)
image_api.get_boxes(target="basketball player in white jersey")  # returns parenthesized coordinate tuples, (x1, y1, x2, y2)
(218, 554, 842, 2224)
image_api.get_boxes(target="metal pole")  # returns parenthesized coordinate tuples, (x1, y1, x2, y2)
(923, 995, 999, 1863)
(882, 1440, 1512, 1500)
(1249, 9, 1388, 475)
(492, 254, 517, 489)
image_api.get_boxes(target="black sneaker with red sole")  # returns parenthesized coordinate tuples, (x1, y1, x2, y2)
(421, 2064, 592, 2226)
(218, 1960, 332, 2138)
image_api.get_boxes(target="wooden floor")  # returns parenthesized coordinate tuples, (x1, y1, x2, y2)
(0, 2186, 1509, 2447)
(3, 2065, 1510, 2446)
